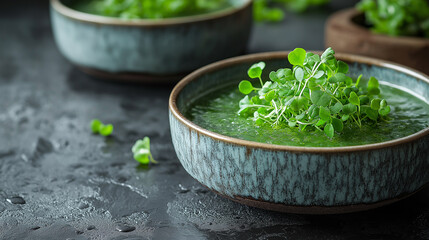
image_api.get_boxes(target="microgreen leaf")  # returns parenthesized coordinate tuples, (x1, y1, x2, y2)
(370, 98, 381, 110)
(310, 90, 331, 107)
(99, 124, 113, 136)
(132, 137, 157, 165)
(337, 61, 349, 74)
(319, 106, 331, 121)
(324, 123, 334, 138)
(349, 92, 360, 106)
(359, 95, 370, 105)
(296, 96, 309, 109)
(248, 62, 266, 79)
(330, 102, 343, 115)
(288, 119, 297, 127)
(265, 90, 276, 102)
(288, 48, 306, 66)
(91, 119, 113, 136)
(380, 99, 388, 108)
(328, 73, 347, 83)
(295, 67, 304, 82)
(239, 80, 254, 94)
(332, 118, 344, 132)
(269, 71, 279, 83)
(362, 106, 379, 121)
(355, 74, 362, 87)
(368, 77, 380, 95)
(342, 103, 357, 115)
(321, 47, 335, 63)
(314, 70, 325, 79)
(379, 105, 391, 116)
(238, 96, 253, 116)
(91, 119, 102, 133)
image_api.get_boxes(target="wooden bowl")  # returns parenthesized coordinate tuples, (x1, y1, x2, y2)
(325, 8, 429, 75)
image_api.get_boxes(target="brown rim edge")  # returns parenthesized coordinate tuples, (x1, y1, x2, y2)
(169, 51, 429, 154)
(206, 183, 428, 214)
(50, 0, 252, 26)
(326, 8, 429, 44)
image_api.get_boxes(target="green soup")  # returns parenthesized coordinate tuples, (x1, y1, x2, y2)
(71, 0, 233, 20)
(185, 83, 429, 147)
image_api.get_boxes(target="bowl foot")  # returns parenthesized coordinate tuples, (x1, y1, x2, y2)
(77, 65, 188, 84)
(205, 184, 427, 215)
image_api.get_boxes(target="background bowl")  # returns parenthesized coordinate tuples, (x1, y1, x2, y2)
(50, 0, 253, 83)
(169, 52, 429, 214)
(325, 8, 429, 76)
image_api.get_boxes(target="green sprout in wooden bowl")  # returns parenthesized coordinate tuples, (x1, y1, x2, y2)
(357, 0, 429, 38)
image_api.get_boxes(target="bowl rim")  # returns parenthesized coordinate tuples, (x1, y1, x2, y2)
(327, 8, 429, 43)
(169, 51, 429, 153)
(50, 0, 252, 26)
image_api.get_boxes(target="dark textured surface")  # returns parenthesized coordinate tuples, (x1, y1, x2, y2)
(1, 1, 429, 240)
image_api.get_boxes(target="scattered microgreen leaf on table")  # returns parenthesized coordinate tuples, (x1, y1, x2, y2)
(90, 119, 114, 136)
(132, 137, 157, 165)
(237, 47, 391, 138)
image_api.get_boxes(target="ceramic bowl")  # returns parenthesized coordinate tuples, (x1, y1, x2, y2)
(169, 52, 429, 214)
(325, 8, 429, 76)
(50, 0, 253, 83)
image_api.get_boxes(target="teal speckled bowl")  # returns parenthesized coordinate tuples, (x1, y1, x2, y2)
(169, 52, 429, 214)
(50, 0, 252, 82)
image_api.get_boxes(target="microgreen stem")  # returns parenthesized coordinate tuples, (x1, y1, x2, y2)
(259, 77, 264, 88)
(299, 61, 323, 97)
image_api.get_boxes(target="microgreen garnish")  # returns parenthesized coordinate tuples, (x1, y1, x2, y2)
(91, 119, 114, 136)
(237, 47, 391, 138)
(357, 0, 429, 38)
(78, 0, 231, 20)
(132, 137, 157, 165)
(254, 0, 330, 22)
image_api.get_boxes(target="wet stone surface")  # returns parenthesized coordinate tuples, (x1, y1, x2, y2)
(1, 0, 429, 240)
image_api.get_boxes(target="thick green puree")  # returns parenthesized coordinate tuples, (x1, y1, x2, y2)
(71, 0, 233, 20)
(186, 84, 429, 147)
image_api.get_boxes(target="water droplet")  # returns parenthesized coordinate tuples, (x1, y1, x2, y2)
(33, 137, 54, 158)
(116, 224, 136, 233)
(78, 203, 89, 209)
(6, 196, 25, 204)
(178, 184, 189, 194)
(21, 154, 29, 162)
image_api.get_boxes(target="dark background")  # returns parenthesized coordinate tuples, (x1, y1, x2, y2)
(0, 1, 428, 239)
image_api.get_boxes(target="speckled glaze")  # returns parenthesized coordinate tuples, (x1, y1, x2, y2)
(50, 0, 252, 81)
(169, 52, 429, 214)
